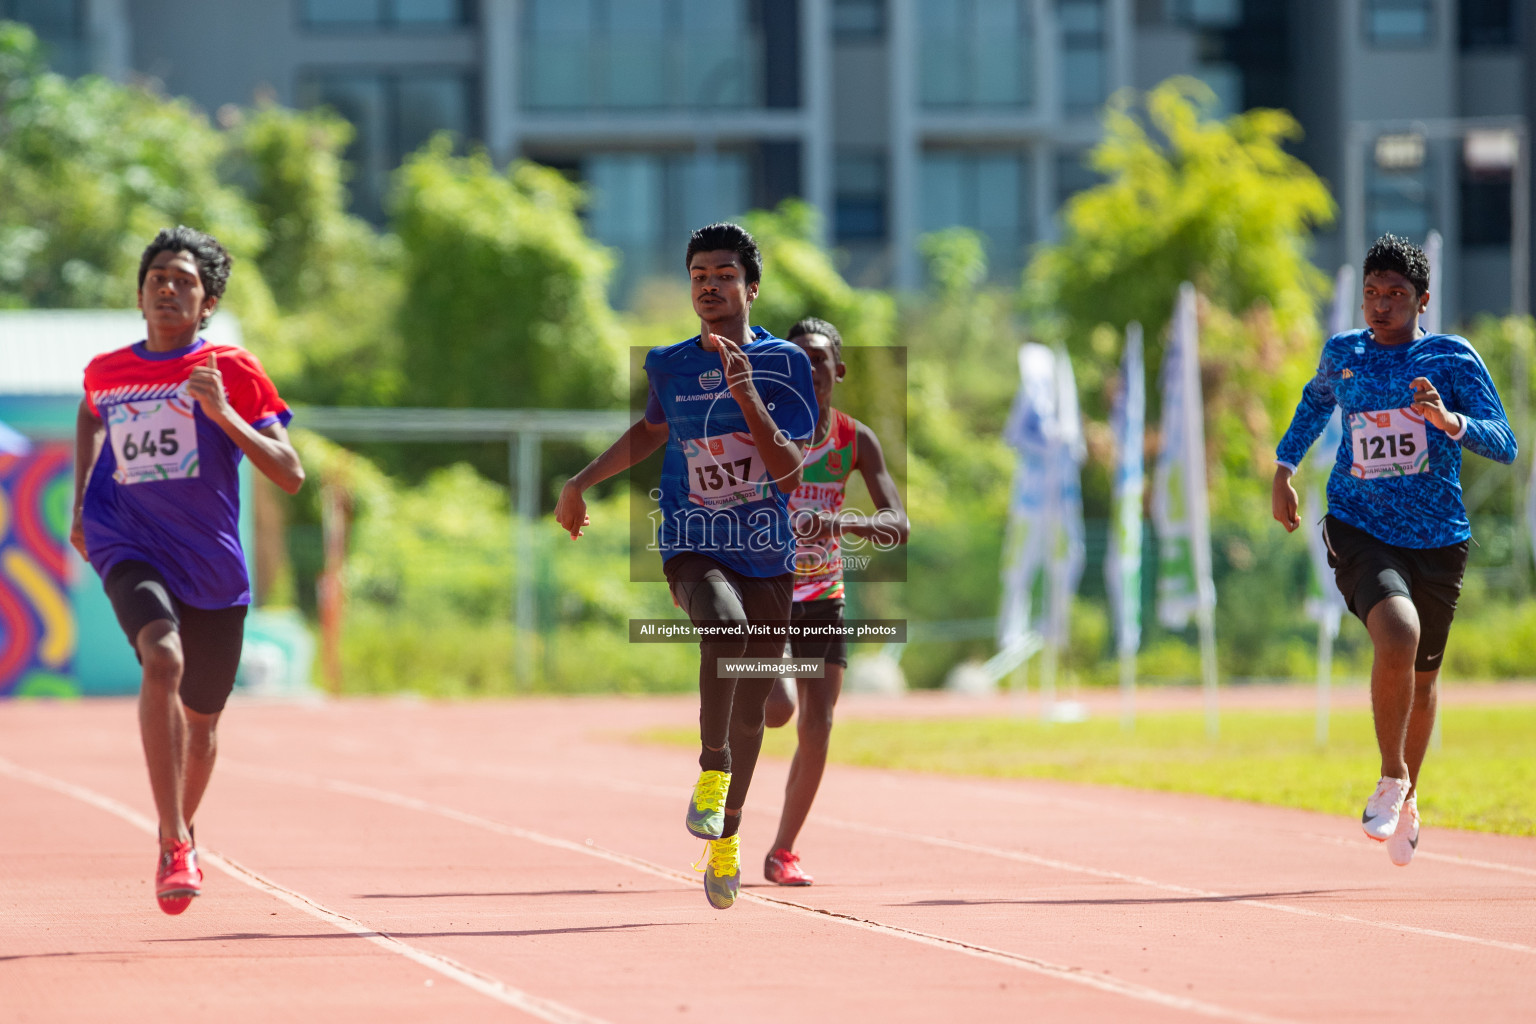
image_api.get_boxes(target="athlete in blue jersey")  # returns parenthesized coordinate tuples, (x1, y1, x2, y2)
(1273, 234, 1516, 866)
(555, 223, 816, 909)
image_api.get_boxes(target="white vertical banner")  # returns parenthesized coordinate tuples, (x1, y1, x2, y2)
(999, 343, 1086, 715)
(1153, 283, 1219, 735)
(1307, 266, 1353, 745)
(1044, 347, 1088, 717)
(999, 344, 1061, 655)
(1422, 230, 1443, 335)
(1106, 322, 1145, 728)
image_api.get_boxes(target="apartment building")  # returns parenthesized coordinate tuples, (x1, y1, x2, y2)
(6, 0, 1532, 318)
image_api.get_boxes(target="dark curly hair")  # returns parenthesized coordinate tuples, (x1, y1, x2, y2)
(685, 222, 762, 286)
(1363, 233, 1430, 297)
(787, 316, 843, 362)
(138, 226, 232, 328)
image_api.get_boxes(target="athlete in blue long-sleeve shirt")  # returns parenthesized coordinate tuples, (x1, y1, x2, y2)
(1272, 234, 1516, 868)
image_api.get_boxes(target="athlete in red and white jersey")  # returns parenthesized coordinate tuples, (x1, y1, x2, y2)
(71, 227, 305, 915)
(763, 317, 908, 886)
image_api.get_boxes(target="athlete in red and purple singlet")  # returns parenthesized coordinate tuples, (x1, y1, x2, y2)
(72, 227, 305, 914)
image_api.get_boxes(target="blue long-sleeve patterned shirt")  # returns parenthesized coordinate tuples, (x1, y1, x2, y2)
(1276, 329, 1517, 549)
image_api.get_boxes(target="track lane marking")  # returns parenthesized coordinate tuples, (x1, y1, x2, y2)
(227, 762, 1301, 1024)
(0, 758, 610, 1024)
(349, 759, 1536, 956)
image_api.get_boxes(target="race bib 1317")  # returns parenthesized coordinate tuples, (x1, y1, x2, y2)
(684, 432, 771, 509)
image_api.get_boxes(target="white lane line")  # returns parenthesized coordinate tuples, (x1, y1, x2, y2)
(229, 762, 1298, 1024)
(389, 760, 1536, 956)
(0, 758, 609, 1024)
(819, 818, 1536, 956)
(1302, 832, 1536, 878)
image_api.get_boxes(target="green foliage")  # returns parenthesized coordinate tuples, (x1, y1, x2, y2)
(0, 23, 264, 309)
(223, 103, 404, 402)
(1026, 79, 1334, 360)
(392, 140, 628, 412)
(647, 705, 1536, 836)
(740, 200, 895, 346)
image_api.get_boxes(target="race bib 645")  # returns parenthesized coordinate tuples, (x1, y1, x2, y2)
(107, 392, 200, 484)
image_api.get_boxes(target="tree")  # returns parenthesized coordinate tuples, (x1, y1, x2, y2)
(0, 23, 264, 310)
(1025, 78, 1335, 382)
(391, 139, 628, 413)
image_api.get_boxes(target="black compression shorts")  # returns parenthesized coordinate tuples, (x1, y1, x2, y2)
(103, 560, 247, 715)
(789, 599, 848, 668)
(1322, 515, 1469, 674)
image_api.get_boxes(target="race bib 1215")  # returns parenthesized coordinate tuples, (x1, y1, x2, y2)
(1348, 407, 1428, 479)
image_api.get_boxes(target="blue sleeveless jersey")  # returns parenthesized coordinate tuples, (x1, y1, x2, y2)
(1276, 329, 1516, 549)
(644, 328, 817, 576)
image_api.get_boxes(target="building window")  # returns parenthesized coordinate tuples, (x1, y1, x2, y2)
(1461, 170, 1512, 248)
(1368, 166, 1432, 243)
(918, 0, 1034, 109)
(2, 0, 86, 74)
(1059, 0, 1107, 113)
(835, 152, 888, 242)
(522, 0, 764, 111)
(921, 149, 1033, 276)
(298, 71, 473, 221)
(1055, 149, 1098, 209)
(1459, 0, 1516, 50)
(1365, 0, 1433, 47)
(582, 150, 751, 294)
(834, 0, 886, 40)
(1168, 0, 1240, 27)
(301, 0, 470, 28)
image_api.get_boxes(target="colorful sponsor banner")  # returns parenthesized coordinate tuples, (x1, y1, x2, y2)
(0, 441, 77, 697)
(999, 344, 1085, 651)
(1153, 284, 1216, 629)
(1106, 322, 1145, 658)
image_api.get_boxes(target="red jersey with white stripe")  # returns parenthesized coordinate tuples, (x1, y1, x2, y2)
(81, 338, 291, 609)
(789, 409, 859, 602)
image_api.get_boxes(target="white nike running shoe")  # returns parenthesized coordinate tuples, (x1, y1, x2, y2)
(1387, 795, 1420, 866)
(1361, 776, 1411, 841)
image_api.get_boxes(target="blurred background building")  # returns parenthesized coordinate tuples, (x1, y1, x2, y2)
(8, 0, 1531, 318)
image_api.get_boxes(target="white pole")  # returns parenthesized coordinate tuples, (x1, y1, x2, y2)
(1197, 603, 1219, 738)
(1315, 616, 1333, 747)
(1119, 646, 1136, 731)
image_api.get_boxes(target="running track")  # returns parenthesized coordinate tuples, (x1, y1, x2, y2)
(3, 694, 1534, 1023)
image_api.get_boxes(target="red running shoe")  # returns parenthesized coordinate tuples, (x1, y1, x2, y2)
(156, 838, 202, 915)
(764, 847, 814, 886)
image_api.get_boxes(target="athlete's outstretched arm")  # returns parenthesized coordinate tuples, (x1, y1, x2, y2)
(1273, 343, 1341, 532)
(1275, 346, 1341, 473)
(838, 422, 909, 544)
(1426, 352, 1518, 465)
(185, 354, 305, 494)
(70, 399, 105, 560)
(555, 416, 670, 539)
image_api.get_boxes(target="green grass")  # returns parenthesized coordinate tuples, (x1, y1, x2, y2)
(640, 706, 1536, 836)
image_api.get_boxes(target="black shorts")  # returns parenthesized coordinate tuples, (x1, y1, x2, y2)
(103, 560, 247, 715)
(1322, 515, 1469, 673)
(790, 599, 848, 668)
(663, 551, 794, 654)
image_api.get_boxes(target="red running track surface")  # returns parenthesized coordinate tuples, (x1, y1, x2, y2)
(2, 695, 1534, 1023)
